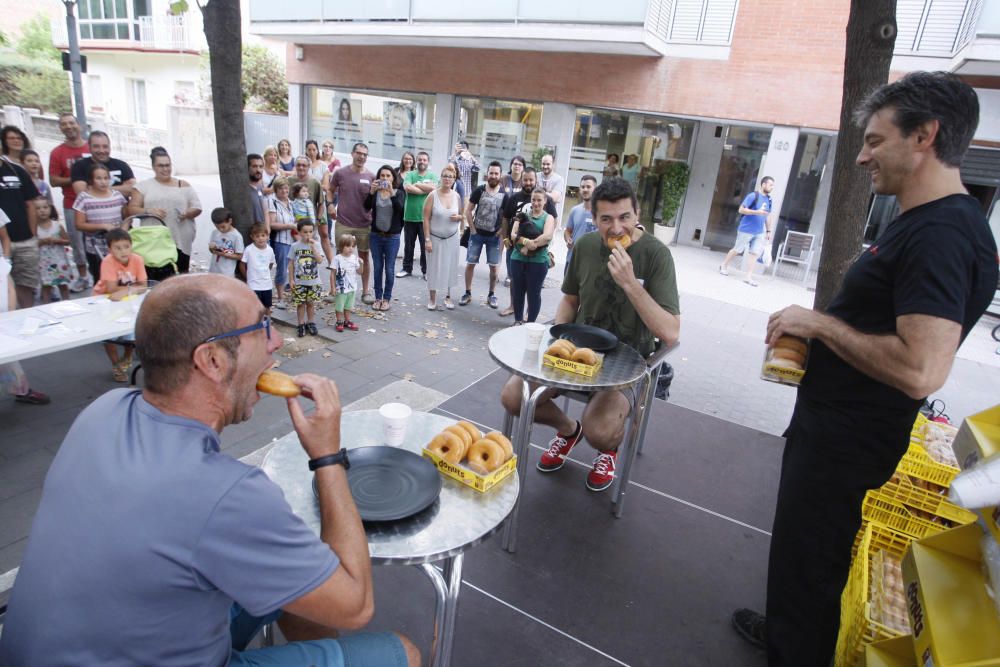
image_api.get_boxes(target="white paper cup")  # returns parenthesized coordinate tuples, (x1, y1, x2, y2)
(379, 402, 412, 447)
(524, 323, 546, 350)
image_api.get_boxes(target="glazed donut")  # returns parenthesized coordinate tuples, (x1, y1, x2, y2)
(484, 431, 514, 461)
(571, 348, 598, 365)
(771, 347, 805, 366)
(768, 357, 804, 371)
(546, 340, 576, 359)
(444, 425, 473, 459)
(773, 335, 808, 357)
(456, 420, 483, 444)
(466, 439, 506, 475)
(427, 431, 465, 465)
(256, 370, 301, 398)
(606, 233, 632, 249)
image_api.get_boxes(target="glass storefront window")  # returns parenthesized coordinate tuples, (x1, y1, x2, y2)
(570, 108, 695, 224)
(306, 87, 436, 167)
(457, 98, 543, 174)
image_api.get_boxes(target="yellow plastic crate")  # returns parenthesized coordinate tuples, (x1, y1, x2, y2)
(894, 443, 960, 489)
(836, 524, 911, 667)
(862, 491, 954, 542)
(877, 476, 977, 526)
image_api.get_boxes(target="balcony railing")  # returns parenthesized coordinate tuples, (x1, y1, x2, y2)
(51, 14, 205, 52)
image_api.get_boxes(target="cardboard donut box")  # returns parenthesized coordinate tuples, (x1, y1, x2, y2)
(760, 336, 809, 387)
(422, 448, 517, 493)
(541, 350, 604, 377)
(951, 404, 1000, 546)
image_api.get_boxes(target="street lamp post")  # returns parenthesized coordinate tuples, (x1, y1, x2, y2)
(63, 0, 87, 130)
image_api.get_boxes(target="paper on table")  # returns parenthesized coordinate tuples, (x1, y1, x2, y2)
(40, 301, 90, 318)
(115, 316, 132, 324)
(18, 317, 45, 336)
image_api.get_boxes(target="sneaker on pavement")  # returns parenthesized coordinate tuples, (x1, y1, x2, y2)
(396, 270, 411, 278)
(719, 264, 729, 276)
(274, 300, 287, 310)
(586, 449, 618, 491)
(14, 388, 51, 405)
(307, 322, 319, 335)
(744, 279, 759, 287)
(69, 278, 86, 293)
(297, 324, 306, 337)
(459, 291, 472, 306)
(731, 609, 766, 650)
(537, 421, 582, 472)
(344, 321, 358, 331)
(487, 293, 498, 309)
(335, 321, 345, 333)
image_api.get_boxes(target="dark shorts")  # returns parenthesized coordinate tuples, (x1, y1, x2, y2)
(254, 289, 273, 309)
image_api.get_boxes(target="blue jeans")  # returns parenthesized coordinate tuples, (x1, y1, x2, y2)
(271, 241, 291, 290)
(466, 232, 500, 265)
(509, 259, 548, 323)
(370, 233, 401, 300)
(228, 604, 407, 666)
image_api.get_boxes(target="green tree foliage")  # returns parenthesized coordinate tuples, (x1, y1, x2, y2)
(199, 45, 287, 113)
(241, 45, 287, 113)
(16, 14, 60, 63)
(10, 69, 72, 114)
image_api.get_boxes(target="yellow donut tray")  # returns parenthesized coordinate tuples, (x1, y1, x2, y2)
(422, 448, 517, 493)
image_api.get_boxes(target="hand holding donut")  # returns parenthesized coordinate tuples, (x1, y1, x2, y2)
(284, 373, 343, 460)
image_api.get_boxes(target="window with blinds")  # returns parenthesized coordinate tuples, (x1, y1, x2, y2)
(894, 0, 983, 56)
(646, 0, 739, 45)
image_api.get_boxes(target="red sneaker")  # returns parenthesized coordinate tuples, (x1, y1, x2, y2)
(345, 320, 359, 331)
(335, 321, 345, 332)
(586, 449, 618, 492)
(537, 421, 582, 472)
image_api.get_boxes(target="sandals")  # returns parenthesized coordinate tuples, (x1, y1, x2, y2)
(14, 388, 50, 405)
(111, 364, 128, 383)
(499, 307, 514, 317)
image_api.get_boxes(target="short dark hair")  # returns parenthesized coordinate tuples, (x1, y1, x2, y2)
(509, 155, 526, 170)
(458, 140, 469, 149)
(107, 228, 132, 245)
(760, 176, 774, 186)
(211, 207, 233, 225)
(87, 130, 109, 145)
(352, 142, 368, 153)
(521, 166, 537, 179)
(149, 146, 169, 166)
(249, 222, 268, 238)
(297, 219, 315, 232)
(487, 160, 503, 171)
(136, 276, 242, 394)
(417, 151, 430, 159)
(0, 125, 30, 155)
(853, 71, 979, 168)
(290, 182, 309, 198)
(591, 177, 638, 217)
(607, 153, 620, 162)
(580, 174, 598, 185)
(247, 153, 263, 167)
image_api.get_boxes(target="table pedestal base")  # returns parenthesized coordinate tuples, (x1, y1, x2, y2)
(419, 553, 464, 667)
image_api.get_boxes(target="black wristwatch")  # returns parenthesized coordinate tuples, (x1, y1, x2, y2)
(308, 449, 350, 471)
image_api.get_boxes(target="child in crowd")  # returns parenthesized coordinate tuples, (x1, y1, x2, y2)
(93, 228, 147, 382)
(35, 200, 72, 303)
(330, 233, 362, 332)
(291, 183, 316, 226)
(207, 208, 244, 277)
(73, 163, 128, 284)
(288, 220, 323, 337)
(241, 222, 276, 310)
(22, 149, 54, 208)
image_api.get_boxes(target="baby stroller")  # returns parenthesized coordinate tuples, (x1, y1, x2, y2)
(125, 214, 178, 282)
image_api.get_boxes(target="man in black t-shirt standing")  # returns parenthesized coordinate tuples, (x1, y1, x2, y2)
(70, 131, 136, 198)
(732, 72, 1000, 666)
(497, 166, 557, 317)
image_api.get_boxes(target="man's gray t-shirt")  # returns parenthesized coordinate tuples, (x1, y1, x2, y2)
(0, 389, 338, 667)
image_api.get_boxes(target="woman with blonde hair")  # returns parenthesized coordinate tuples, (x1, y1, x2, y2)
(421, 164, 463, 310)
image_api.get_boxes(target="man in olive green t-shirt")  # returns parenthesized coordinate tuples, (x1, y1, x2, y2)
(500, 177, 681, 492)
(398, 151, 437, 278)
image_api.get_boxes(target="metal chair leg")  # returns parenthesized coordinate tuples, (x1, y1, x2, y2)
(501, 383, 547, 554)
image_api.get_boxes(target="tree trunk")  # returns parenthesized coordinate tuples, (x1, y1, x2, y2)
(814, 0, 897, 311)
(201, 0, 251, 236)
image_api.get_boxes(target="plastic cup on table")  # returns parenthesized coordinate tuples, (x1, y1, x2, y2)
(379, 402, 412, 447)
(524, 322, 546, 350)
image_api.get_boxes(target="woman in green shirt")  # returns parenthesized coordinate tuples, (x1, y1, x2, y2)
(509, 187, 555, 324)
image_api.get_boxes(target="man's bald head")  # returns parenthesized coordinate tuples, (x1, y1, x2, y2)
(136, 275, 246, 395)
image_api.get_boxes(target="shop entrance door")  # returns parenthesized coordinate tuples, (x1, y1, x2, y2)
(703, 127, 770, 251)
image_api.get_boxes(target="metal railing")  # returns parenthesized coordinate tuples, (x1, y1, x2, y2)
(50, 14, 204, 51)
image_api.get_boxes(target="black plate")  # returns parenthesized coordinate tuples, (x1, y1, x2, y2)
(313, 446, 442, 522)
(549, 323, 618, 352)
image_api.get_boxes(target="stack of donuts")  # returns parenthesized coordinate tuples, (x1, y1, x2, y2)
(426, 421, 514, 475)
(544, 339, 598, 366)
(768, 335, 808, 371)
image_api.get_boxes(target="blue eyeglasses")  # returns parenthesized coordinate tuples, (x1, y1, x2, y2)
(203, 316, 271, 345)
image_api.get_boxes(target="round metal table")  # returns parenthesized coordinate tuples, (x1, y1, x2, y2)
(262, 409, 518, 667)
(487, 324, 647, 553)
